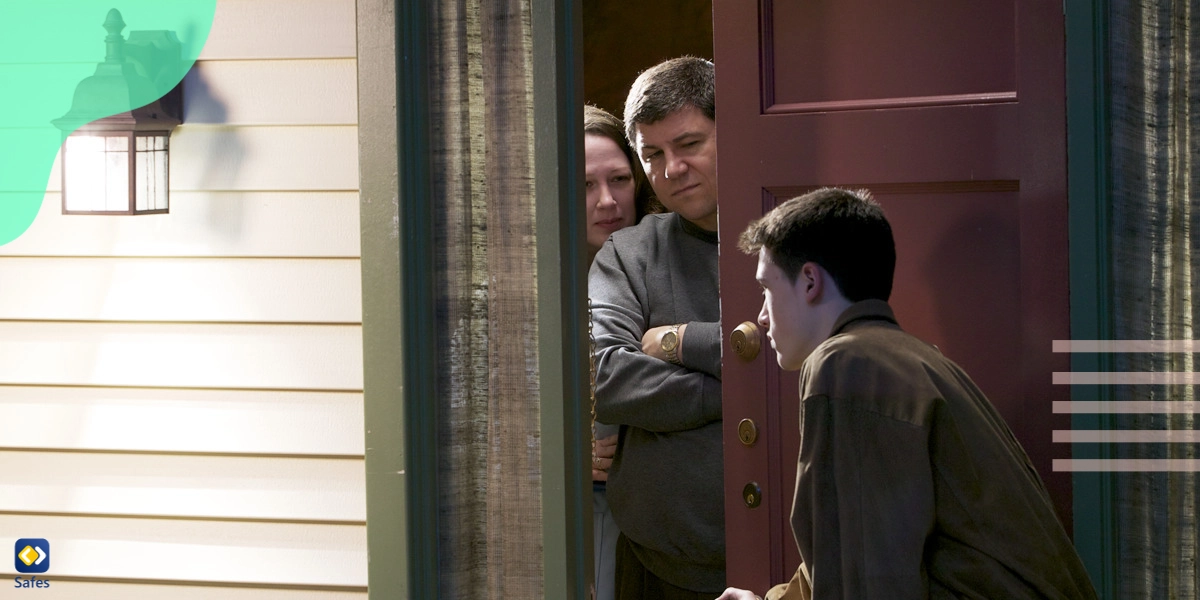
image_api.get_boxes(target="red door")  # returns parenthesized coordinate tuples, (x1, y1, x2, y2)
(714, 0, 1071, 591)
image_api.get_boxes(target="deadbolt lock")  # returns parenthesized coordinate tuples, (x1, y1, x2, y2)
(742, 482, 762, 508)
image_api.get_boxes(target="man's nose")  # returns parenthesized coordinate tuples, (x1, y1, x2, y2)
(757, 303, 769, 329)
(664, 154, 687, 180)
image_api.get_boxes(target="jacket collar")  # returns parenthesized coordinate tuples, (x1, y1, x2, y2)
(829, 299, 898, 336)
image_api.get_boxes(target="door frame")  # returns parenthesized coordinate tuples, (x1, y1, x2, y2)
(357, 0, 590, 599)
(356, 0, 1117, 597)
(1064, 1, 1116, 597)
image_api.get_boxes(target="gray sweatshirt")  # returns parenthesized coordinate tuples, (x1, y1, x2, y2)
(588, 212, 725, 592)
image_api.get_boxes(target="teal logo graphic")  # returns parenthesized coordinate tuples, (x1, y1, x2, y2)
(14, 539, 49, 573)
(0, 1, 217, 246)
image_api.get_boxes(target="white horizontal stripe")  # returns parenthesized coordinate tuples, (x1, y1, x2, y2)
(1053, 340, 1200, 352)
(1053, 372, 1200, 385)
(1054, 430, 1200, 443)
(1054, 459, 1200, 472)
(1053, 401, 1200, 413)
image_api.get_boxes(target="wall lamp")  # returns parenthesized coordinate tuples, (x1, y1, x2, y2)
(52, 9, 183, 215)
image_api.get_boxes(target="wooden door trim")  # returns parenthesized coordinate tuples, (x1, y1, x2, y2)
(357, 1, 416, 597)
(362, 1, 591, 598)
(532, 0, 591, 597)
(1065, 1, 1117, 597)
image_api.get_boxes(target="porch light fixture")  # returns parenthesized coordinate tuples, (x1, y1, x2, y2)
(52, 8, 183, 215)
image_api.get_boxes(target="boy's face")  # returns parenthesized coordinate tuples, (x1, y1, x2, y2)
(755, 248, 819, 371)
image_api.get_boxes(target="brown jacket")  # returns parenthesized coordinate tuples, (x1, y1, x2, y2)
(775, 300, 1096, 599)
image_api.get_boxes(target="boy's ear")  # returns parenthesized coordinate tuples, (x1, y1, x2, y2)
(799, 262, 823, 303)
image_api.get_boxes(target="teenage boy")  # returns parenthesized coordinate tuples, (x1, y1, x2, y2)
(717, 188, 1096, 600)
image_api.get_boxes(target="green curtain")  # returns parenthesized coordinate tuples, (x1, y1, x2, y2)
(1109, 0, 1199, 597)
(428, 0, 544, 597)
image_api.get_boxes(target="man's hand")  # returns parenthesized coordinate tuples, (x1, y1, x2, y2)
(714, 588, 760, 600)
(592, 433, 617, 481)
(641, 323, 687, 362)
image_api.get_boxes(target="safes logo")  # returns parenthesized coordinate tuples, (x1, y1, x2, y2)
(14, 539, 49, 574)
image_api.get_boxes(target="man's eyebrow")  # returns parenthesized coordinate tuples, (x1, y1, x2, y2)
(671, 131, 704, 144)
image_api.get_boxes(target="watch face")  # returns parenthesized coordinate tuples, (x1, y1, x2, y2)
(662, 330, 678, 351)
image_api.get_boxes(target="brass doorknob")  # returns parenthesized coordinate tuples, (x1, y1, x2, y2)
(737, 418, 758, 447)
(730, 321, 761, 361)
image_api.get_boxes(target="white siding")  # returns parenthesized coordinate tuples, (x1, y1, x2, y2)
(0, 322, 361, 389)
(0, 0, 367, 596)
(0, 258, 361, 322)
(23, 583, 365, 600)
(0, 191, 359, 257)
(1, 515, 366, 587)
(200, 0, 357, 60)
(0, 387, 363, 456)
(183, 60, 359, 126)
(1, 452, 365, 521)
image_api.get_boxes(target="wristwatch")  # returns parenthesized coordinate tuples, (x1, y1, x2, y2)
(661, 324, 681, 365)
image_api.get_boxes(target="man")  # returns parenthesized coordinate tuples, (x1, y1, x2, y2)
(588, 56, 724, 599)
(718, 188, 1097, 600)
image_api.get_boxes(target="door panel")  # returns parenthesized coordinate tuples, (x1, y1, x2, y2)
(766, 1, 1017, 110)
(715, 0, 1070, 591)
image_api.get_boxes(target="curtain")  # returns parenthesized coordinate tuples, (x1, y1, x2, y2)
(428, 0, 544, 597)
(1109, 0, 1200, 597)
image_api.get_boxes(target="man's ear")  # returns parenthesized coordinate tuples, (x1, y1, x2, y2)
(799, 262, 823, 303)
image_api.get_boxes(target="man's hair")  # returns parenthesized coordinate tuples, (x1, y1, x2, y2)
(738, 188, 895, 302)
(584, 104, 664, 219)
(623, 56, 715, 144)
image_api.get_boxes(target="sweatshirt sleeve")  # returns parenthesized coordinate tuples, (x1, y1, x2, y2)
(681, 320, 722, 378)
(588, 238, 723, 433)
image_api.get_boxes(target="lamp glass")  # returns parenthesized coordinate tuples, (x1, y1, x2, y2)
(104, 136, 129, 211)
(64, 133, 131, 212)
(135, 134, 169, 212)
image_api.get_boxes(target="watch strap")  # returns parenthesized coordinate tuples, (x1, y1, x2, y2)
(663, 324, 682, 365)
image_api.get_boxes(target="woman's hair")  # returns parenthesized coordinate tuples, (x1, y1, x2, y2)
(584, 104, 664, 220)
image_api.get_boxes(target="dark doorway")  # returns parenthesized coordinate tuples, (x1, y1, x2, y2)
(583, 1, 713, 116)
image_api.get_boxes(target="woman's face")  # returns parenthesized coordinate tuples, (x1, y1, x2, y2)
(585, 134, 637, 253)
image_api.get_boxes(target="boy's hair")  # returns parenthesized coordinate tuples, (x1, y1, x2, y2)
(584, 104, 664, 219)
(738, 187, 895, 302)
(623, 56, 715, 145)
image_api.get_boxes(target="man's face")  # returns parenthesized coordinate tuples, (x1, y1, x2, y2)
(633, 105, 718, 231)
(755, 248, 818, 371)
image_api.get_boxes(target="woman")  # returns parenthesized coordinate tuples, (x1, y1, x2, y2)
(584, 104, 659, 600)
(585, 104, 660, 260)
